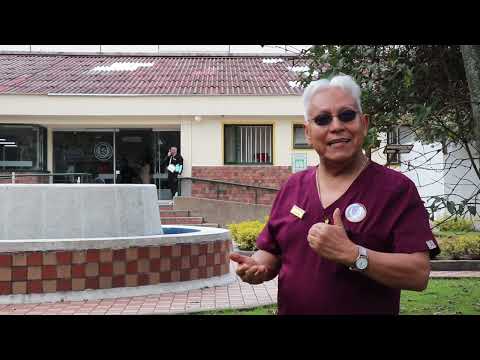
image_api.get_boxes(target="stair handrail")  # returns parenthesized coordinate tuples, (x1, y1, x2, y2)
(0, 172, 92, 183)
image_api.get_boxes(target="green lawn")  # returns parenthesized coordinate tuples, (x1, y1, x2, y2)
(194, 278, 480, 315)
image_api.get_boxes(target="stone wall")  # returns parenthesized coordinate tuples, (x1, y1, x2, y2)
(191, 166, 291, 205)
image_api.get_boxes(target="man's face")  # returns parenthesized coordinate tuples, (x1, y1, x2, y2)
(305, 87, 368, 163)
(170, 147, 177, 156)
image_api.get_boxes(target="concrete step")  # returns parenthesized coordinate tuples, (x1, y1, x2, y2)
(186, 223, 220, 228)
(161, 216, 204, 225)
(160, 210, 190, 218)
(159, 205, 174, 211)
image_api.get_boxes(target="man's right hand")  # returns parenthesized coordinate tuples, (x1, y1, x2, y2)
(230, 253, 268, 284)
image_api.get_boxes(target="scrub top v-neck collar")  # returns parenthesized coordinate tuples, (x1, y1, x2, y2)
(312, 161, 373, 212)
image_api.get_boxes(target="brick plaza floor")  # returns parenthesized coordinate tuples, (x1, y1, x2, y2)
(0, 265, 478, 315)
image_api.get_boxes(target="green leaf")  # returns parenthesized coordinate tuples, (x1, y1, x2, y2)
(468, 206, 477, 216)
(447, 201, 456, 215)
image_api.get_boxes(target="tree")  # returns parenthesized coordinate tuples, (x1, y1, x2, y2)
(292, 45, 479, 223)
(460, 45, 480, 160)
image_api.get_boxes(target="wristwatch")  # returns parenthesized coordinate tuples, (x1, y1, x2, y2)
(349, 245, 369, 272)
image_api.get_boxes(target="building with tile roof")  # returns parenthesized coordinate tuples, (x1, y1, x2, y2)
(0, 53, 316, 202)
(2, 50, 475, 219)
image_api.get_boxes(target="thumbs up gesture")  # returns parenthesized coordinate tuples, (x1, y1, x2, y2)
(307, 208, 358, 266)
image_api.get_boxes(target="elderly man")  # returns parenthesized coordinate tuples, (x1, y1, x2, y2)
(230, 75, 440, 315)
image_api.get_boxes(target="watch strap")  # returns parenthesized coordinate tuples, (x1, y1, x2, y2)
(349, 245, 368, 271)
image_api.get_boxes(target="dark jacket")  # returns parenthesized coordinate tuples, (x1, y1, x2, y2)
(161, 153, 184, 175)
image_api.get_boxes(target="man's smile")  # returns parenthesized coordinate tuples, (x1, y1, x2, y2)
(327, 138, 351, 146)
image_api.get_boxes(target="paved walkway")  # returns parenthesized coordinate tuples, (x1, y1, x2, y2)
(0, 267, 479, 315)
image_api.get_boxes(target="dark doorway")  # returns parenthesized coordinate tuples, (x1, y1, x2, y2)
(115, 130, 154, 184)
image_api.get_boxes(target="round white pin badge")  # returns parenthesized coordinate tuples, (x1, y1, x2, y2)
(345, 203, 367, 223)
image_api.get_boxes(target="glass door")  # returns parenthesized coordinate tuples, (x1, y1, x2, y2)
(115, 130, 154, 184)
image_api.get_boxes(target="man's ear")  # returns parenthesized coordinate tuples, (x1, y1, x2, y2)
(304, 122, 312, 145)
(361, 114, 369, 136)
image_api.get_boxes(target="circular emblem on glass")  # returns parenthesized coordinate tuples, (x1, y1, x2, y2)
(345, 203, 367, 223)
(94, 142, 113, 161)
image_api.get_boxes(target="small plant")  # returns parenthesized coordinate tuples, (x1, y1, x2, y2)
(440, 233, 480, 259)
(227, 218, 267, 251)
(434, 216, 475, 232)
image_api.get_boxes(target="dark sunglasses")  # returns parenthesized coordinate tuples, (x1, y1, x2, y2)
(311, 109, 358, 126)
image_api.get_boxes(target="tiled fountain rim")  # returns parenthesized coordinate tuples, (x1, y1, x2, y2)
(0, 273, 237, 305)
(0, 225, 230, 253)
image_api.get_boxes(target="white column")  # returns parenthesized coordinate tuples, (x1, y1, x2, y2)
(47, 128, 53, 183)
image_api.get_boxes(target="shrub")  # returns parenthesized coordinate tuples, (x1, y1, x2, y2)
(440, 233, 480, 259)
(434, 216, 475, 232)
(227, 219, 267, 251)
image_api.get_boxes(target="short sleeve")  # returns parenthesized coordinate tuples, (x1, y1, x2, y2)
(256, 183, 286, 256)
(391, 181, 441, 258)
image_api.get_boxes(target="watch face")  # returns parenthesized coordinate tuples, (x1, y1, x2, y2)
(356, 257, 368, 270)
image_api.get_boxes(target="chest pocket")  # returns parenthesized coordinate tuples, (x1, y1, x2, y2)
(346, 229, 392, 253)
(274, 212, 314, 251)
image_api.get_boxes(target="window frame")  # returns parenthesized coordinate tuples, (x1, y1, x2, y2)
(292, 123, 312, 149)
(223, 124, 274, 165)
(386, 126, 401, 165)
(0, 124, 48, 172)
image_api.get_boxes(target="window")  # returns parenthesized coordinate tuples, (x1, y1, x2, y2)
(224, 125, 273, 165)
(0, 125, 47, 171)
(53, 131, 114, 183)
(387, 127, 400, 165)
(293, 124, 312, 149)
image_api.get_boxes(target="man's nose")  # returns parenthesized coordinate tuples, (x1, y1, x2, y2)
(329, 115, 346, 132)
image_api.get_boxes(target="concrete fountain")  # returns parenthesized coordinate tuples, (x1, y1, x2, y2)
(0, 184, 233, 304)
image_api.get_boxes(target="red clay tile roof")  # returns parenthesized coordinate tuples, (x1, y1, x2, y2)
(0, 54, 304, 96)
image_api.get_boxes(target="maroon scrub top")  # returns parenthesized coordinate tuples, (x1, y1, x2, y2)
(257, 161, 440, 315)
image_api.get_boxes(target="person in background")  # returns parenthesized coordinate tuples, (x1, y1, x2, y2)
(161, 146, 183, 198)
(139, 158, 153, 184)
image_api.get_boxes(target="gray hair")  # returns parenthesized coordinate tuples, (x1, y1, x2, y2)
(302, 75, 363, 123)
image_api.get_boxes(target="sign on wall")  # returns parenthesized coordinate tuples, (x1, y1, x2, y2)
(94, 142, 113, 161)
(292, 153, 308, 173)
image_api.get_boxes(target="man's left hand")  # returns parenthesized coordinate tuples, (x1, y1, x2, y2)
(307, 208, 358, 266)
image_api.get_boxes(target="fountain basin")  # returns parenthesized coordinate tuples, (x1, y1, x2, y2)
(0, 184, 163, 240)
(0, 225, 233, 303)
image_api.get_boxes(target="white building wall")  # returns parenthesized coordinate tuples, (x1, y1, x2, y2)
(397, 127, 446, 202)
(30, 45, 100, 53)
(0, 45, 30, 52)
(0, 95, 303, 117)
(372, 129, 445, 217)
(443, 144, 480, 215)
(180, 118, 193, 178)
(0, 45, 311, 55)
(190, 117, 223, 166)
(100, 45, 159, 53)
(372, 127, 480, 220)
(157, 45, 229, 53)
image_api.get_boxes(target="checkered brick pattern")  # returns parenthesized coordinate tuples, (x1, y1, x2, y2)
(0, 240, 231, 296)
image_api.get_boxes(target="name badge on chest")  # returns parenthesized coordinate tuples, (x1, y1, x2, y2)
(290, 205, 306, 219)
